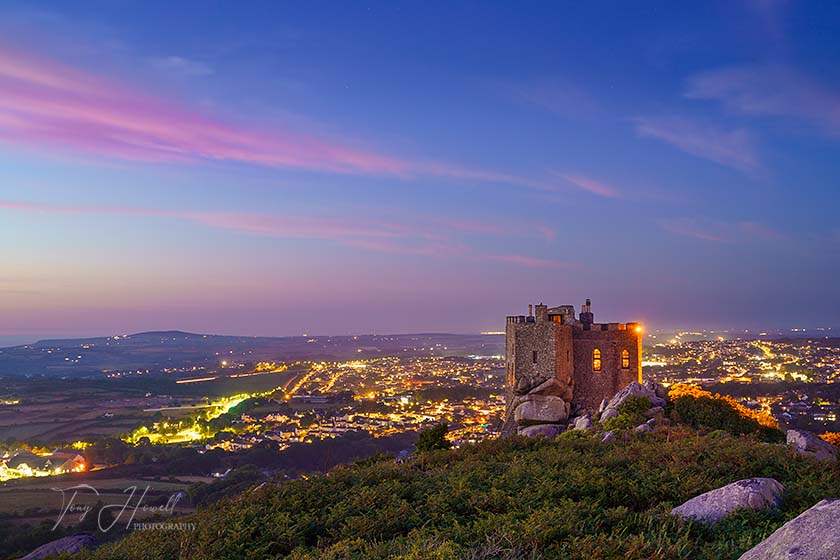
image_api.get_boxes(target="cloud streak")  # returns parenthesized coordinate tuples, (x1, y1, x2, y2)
(560, 174, 621, 198)
(635, 115, 760, 174)
(686, 64, 840, 136)
(0, 199, 565, 267)
(0, 45, 413, 174)
(151, 56, 214, 77)
(0, 45, 552, 189)
(509, 80, 599, 118)
(662, 218, 784, 243)
(485, 254, 576, 269)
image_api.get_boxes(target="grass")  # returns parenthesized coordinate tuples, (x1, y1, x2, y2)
(80, 426, 840, 560)
(0, 475, 193, 515)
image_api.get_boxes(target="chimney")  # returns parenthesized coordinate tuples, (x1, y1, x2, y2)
(528, 304, 533, 317)
(580, 298, 594, 328)
(535, 303, 548, 323)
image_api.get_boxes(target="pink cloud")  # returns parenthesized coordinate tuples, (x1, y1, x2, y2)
(486, 254, 575, 268)
(414, 162, 559, 192)
(431, 217, 502, 235)
(0, 199, 567, 265)
(0, 46, 408, 174)
(559, 174, 621, 198)
(341, 239, 467, 257)
(0, 45, 548, 188)
(537, 225, 557, 241)
(185, 212, 418, 241)
(661, 219, 727, 242)
(738, 221, 785, 241)
(635, 115, 760, 174)
(0, 200, 445, 245)
(686, 64, 840, 136)
(662, 218, 784, 243)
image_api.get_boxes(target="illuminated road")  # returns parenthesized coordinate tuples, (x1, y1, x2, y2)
(754, 341, 776, 359)
(282, 364, 323, 398)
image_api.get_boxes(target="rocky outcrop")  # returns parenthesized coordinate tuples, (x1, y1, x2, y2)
(670, 478, 784, 524)
(19, 534, 96, 559)
(509, 367, 574, 437)
(643, 379, 669, 400)
(644, 406, 664, 418)
(513, 379, 667, 438)
(600, 408, 619, 423)
(513, 395, 570, 424)
(598, 398, 608, 414)
(571, 414, 592, 431)
(787, 430, 837, 461)
(517, 424, 563, 438)
(598, 381, 667, 424)
(513, 374, 573, 403)
(738, 499, 840, 560)
(527, 377, 573, 400)
(601, 430, 615, 443)
(636, 418, 657, 432)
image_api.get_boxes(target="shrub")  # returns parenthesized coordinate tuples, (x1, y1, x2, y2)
(603, 395, 652, 431)
(669, 384, 779, 430)
(80, 429, 840, 560)
(416, 423, 452, 453)
(820, 432, 840, 447)
(558, 428, 589, 440)
(706, 429, 731, 440)
(671, 394, 783, 442)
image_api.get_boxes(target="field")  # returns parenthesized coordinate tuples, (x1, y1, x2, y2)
(0, 367, 301, 444)
(0, 469, 208, 528)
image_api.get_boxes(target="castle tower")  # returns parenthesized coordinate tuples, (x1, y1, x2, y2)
(503, 299, 642, 435)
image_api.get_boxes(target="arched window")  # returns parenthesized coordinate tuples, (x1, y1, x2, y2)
(593, 349, 602, 371)
(621, 349, 630, 369)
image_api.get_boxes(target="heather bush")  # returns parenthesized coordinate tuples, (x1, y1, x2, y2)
(81, 428, 839, 560)
(602, 395, 652, 430)
(819, 432, 840, 447)
(416, 422, 452, 453)
(671, 394, 783, 442)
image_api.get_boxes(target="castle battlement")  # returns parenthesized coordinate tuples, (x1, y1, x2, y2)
(506, 315, 641, 332)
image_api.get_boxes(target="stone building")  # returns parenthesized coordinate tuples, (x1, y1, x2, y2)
(503, 299, 642, 435)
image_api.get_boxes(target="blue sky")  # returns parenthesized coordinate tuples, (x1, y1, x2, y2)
(1, 0, 839, 338)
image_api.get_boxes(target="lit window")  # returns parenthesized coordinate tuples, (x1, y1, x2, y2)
(621, 349, 630, 369)
(593, 349, 601, 371)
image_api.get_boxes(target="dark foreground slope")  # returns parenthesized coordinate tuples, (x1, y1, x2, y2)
(82, 427, 839, 560)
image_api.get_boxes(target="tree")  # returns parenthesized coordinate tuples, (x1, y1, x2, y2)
(86, 438, 129, 466)
(416, 422, 451, 453)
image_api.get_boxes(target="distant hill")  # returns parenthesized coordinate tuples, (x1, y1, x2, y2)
(0, 331, 504, 377)
(29, 330, 211, 347)
(80, 427, 839, 560)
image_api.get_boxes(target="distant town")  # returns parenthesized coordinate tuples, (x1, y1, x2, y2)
(1, 328, 839, 485)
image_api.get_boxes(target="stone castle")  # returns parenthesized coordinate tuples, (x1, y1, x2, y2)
(503, 299, 642, 435)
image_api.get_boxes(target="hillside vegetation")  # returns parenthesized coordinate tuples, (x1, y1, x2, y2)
(82, 402, 840, 560)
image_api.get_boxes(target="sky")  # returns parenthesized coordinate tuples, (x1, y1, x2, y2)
(2, 0, 840, 339)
